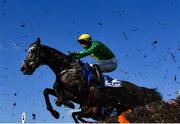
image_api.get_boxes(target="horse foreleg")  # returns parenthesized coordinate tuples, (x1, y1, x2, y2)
(43, 88, 60, 119)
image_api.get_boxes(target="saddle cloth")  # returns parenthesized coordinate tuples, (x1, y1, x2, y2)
(82, 64, 123, 87)
(104, 75, 123, 87)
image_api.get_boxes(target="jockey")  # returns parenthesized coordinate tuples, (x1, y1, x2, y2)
(56, 34, 118, 107)
(71, 33, 118, 82)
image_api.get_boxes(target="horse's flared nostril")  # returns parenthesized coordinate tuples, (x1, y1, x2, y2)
(21, 66, 25, 72)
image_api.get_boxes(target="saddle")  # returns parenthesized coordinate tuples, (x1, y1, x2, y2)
(82, 63, 104, 85)
(82, 64, 123, 88)
(59, 62, 122, 88)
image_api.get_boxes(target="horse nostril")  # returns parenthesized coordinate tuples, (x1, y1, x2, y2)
(21, 66, 25, 72)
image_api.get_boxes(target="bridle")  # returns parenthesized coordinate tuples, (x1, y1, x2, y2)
(24, 44, 41, 67)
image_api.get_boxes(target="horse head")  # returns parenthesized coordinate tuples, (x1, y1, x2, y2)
(21, 38, 42, 75)
(21, 37, 73, 76)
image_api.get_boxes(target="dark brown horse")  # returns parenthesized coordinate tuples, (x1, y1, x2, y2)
(71, 83, 162, 123)
(21, 38, 162, 122)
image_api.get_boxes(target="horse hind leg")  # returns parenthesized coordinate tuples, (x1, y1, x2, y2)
(72, 106, 101, 123)
(72, 111, 81, 123)
(43, 88, 60, 119)
(78, 117, 89, 123)
(72, 111, 96, 123)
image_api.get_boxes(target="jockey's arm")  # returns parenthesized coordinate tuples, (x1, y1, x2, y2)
(77, 42, 100, 59)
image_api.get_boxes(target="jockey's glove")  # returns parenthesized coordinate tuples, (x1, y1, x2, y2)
(69, 52, 80, 60)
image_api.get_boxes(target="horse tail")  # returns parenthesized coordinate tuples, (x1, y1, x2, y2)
(143, 88, 162, 103)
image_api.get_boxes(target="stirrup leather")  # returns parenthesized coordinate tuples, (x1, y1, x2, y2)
(92, 64, 103, 82)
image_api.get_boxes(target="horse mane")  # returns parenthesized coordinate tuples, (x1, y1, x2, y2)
(41, 44, 68, 59)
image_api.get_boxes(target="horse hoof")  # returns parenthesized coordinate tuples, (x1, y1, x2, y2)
(56, 99, 63, 106)
(56, 102, 62, 106)
(52, 110, 60, 119)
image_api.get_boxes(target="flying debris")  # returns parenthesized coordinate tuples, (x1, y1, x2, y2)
(72, 21, 75, 24)
(2, 12, 6, 16)
(158, 21, 168, 26)
(138, 72, 144, 78)
(32, 113, 36, 120)
(13, 102, 16, 107)
(112, 10, 122, 16)
(124, 71, 128, 75)
(175, 90, 180, 96)
(0, 0, 7, 7)
(20, 24, 26, 27)
(122, 10, 126, 13)
(152, 41, 158, 48)
(130, 28, 138, 33)
(112, 10, 115, 14)
(21, 35, 28, 38)
(30, 27, 34, 31)
(123, 32, 127, 40)
(174, 75, 177, 81)
(117, 11, 122, 16)
(153, 40, 158, 44)
(13, 43, 19, 48)
(98, 22, 103, 26)
(168, 52, 176, 62)
(43, 10, 47, 14)
(4, 75, 8, 78)
(14, 93, 17, 96)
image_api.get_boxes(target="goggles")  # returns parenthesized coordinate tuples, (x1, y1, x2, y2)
(78, 40, 88, 44)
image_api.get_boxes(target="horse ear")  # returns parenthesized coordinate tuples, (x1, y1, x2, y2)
(36, 37, 41, 46)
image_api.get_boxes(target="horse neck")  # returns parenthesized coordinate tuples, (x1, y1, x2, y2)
(41, 45, 71, 76)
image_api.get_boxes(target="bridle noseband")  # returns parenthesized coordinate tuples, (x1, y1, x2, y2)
(24, 44, 41, 67)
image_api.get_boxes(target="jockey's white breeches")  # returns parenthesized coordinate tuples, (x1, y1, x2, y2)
(91, 57, 118, 73)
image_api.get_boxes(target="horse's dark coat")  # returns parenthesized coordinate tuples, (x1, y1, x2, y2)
(21, 38, 162, 122)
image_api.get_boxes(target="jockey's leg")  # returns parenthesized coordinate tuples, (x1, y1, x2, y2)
(90, 57, 117, 84)
(97, 57, 117, 73)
